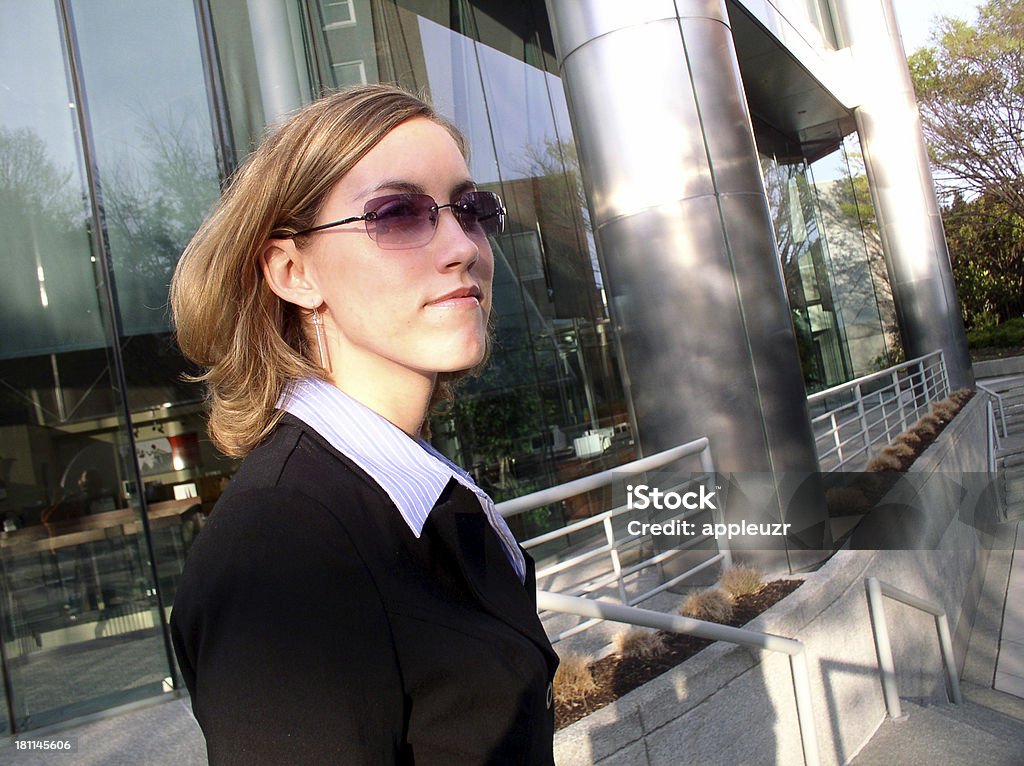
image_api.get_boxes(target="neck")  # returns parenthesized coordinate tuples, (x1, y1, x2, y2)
(328, 366, 434, 437)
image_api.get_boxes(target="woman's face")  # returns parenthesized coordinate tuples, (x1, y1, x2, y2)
(303, 118, 494, 389)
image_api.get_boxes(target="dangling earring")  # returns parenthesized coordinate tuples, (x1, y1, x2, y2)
(311, 304, 332, 373)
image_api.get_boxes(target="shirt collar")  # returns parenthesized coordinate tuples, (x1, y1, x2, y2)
(279, 376, 469, 537)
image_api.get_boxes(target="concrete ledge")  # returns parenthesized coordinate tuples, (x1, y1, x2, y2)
(554, 395, 993, 766)
(974, 355, 1024, 380)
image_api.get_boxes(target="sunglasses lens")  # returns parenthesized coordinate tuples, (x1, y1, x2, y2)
(364, 194, 436, 249)
(362, 191, 505, 249)
(456, 192, 505, 237)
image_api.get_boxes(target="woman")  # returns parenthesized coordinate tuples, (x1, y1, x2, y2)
(169, 84, 557, 765)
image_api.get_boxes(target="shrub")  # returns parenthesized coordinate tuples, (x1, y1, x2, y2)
(966, 316, 1024, 350)
(930, 400, 957, 423)
(678, 588, 735, 623)
(613, 628, 668, 659)
(826, 485, 872, 516)
(720, 564, 763, 597)
(866, 451, 903, 472)
(949, 388, 973, 406)
(894, 431, 923, 449)
(912, 414, 942, 440)
(553, 651, 596, 703)
(881, 443, 915, 461)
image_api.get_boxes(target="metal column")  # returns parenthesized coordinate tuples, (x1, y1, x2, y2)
(545, 1, 831, 556)
(246, 0, 305, 125)
(833, 0, 974, 390)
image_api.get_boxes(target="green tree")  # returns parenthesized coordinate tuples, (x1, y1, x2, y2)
(943, 192, 1024, 328)
(908, 0, 1024, 215)
(908, 0, 1024, 328)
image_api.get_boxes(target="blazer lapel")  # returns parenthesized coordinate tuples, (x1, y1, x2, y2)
(425, 480, 555, 665)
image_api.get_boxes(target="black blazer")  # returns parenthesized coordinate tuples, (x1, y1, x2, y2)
(171, 415, 558, 765)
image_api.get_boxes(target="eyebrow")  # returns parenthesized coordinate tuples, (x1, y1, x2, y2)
(363, 178, 477, 200)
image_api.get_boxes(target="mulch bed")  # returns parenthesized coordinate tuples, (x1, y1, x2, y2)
(555, 579, 803, 729)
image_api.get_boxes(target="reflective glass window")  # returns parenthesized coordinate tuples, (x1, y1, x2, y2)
(759, 132, 897, 392)
(0, 0, 223, 733)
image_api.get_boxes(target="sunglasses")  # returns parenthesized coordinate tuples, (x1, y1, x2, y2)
(278, 191, 506, 250)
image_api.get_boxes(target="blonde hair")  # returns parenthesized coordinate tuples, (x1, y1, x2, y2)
(171, 84, 472, 457)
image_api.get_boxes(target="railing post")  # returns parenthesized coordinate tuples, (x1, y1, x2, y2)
(699, 444, 731, 570)
(865, 577, 903, 719)
(893, 370, 907, 433)
(605, 515, 628, 605)
(934, 613, 964, 705)
(831, 413, 842, 467)
(856, 384, 871, 458)
(988, 399, 1001, 459)
(939, 351, 950, 398)
(790, 650, 821, 766)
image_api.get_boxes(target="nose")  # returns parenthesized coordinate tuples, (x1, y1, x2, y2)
(431, 206, 481, 272)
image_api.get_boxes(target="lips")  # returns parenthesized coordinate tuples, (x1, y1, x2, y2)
(425, 284, 483, 307)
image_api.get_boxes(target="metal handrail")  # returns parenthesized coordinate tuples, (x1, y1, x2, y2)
(497, 438, 714, 517)
(806, 350, 945, 406)
(976, 383, 1008, 443)
(864, 577, 963, 720)
(808, 351, 949, 471)
(497, 439, 729, 642)
(538, 591, 820, 766)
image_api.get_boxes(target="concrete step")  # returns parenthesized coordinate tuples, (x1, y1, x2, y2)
(848, 696, 1024, 765)
(1004, 455, 1024, 467)
(1004, 477, 1024, 496)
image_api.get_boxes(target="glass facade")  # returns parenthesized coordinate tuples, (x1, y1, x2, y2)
(758, 132, 895, 392)
(0, 0, 892, 735)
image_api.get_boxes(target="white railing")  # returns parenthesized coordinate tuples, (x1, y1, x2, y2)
(538, 591, 820, 766)
(497, 439, 730, 643)
(864, 577, 963, 719)
(807, 351, 949, 471)
(976, 383, 1008, 451)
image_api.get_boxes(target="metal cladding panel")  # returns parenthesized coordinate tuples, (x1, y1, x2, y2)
(559, 19, 715, 226)
(680, 17, 766, 196)
(836, 0, 974, 388)
(548, 0, 728, 60)
(718, 191, 821, 473)
(596, 196, 772, 471)
(546, 0, 679, 60)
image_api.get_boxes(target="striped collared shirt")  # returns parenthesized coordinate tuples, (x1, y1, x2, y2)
(280, 376, 526, 582)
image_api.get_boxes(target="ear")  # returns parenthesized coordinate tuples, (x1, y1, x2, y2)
(260, 239, 321, 310)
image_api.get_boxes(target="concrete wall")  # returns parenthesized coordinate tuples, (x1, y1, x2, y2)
(974, 356, 1024, 379)
(554, 395, 993, 766)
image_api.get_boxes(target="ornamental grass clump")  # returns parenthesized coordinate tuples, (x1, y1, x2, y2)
(949, 388, 973, 406)
(865, 450, 903, 473)
(678, 588, 735, 623)
(825, 484, 872, 516)
(720, 564, 763, 598)
(894, 430, 923, 450)
(873, 442, 915, 471)
(553, 651, 596, 704)
(930, 399, 957, 423)
(912, 413, 942, 440)
(613, 628, 668, 659)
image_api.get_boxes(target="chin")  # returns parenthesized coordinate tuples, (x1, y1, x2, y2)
(432, 338, 487, 374)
